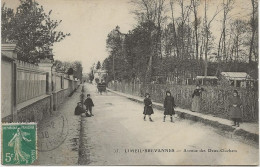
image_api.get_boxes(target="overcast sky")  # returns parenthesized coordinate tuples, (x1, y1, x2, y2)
(2, 0, 251, 73)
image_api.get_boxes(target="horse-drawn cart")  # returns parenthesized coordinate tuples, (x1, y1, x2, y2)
(97, 83, 106, 94)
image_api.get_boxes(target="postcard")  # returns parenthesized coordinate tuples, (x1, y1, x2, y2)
(1, 0, 258, 166)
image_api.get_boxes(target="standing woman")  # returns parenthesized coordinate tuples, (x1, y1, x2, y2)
(229, 90, 242, 127)
(143, 93, 154, 122)
(191, 85, 205, 112)
(163, 91, 176, 122)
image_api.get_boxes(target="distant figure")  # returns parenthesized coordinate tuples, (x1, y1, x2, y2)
(229, 90, 242, 127)
(143, 93, 154, 122)
(163, 91, 176, 122)
(74, 102, 85, 115)
(191, 85, 205, 112)
(97, 83, 102, 95)
(84, 94, 94, 116)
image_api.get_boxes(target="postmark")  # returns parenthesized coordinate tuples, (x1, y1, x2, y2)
(37, 113, 69, 152)
(2, 123, 37, 165)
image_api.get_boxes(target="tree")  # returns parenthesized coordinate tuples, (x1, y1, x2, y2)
(106, 26, 128, 81)
(54, 60, 83, 81)
(203, 0, 222, 76)
(191, 0, 200, 61)
(169, 0, 180, 59)
(72, 61, 83, 80)
(67, 68, 74, 75)
(125, 21, 157, 82)
(96, 61, 101, 70)
(230, 20, 247, 63)
(1, 0, 70, 63)
(130, 0, 166, 83)
(248, 0, 258, 64)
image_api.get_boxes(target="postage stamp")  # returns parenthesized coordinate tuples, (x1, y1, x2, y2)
(2, 123, 37, 165)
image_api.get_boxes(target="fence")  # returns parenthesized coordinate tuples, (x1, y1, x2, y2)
(108, 81, 258, 122)
(55, 74, 62, 91)
(1, 44, 80, 122)
(16, 60, 47, 104)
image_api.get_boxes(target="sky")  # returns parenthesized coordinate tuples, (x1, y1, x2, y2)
(2, 0, 136, 73)
(2, 0, 252, 73)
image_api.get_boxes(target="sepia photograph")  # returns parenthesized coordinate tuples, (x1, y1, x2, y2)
(1, 0, 259, 166)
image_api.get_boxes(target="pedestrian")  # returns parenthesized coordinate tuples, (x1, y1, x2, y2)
(191, 85, 205, 112)
(163, 91, 176, 122)
(229, 90, 242, 127)
(74, 102, 85, 115)
(84, 94, 95, 116)
(143, 93, 154, 122)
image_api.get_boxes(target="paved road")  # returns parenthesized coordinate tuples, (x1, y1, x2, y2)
(78, 83, 258, 166)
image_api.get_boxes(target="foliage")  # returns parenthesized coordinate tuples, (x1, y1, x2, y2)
(54, 60, 83, 80)
(103, 0, 258, 84)
(96, 61, 101, 69)
(1, 0, 70, 63)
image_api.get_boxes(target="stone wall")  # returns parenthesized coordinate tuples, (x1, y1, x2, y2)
(56, 89, 70, 110)
(17, 96, 51, 122)
(1, 96, 51, 123)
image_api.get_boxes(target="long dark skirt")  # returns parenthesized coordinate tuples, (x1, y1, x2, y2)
(230, 106, 242, 119)
(143, 106, 154, 115)
(164, 108, 175, 115)
(191, 96, 200, 112)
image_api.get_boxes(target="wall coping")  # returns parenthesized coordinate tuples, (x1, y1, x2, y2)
(1, 44, 21, 52)
(1, 44, 21, 60)
(53, 88, 68, 94)
(17, 94, 50, 111)
(38, 63, 53, 67)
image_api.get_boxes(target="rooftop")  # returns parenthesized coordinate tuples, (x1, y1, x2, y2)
(221, 72, 252, 80)
(196, 76, 218, 79)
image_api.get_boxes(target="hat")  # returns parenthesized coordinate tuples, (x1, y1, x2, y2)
(166, 91, 171, 95)
(145, 93, 150, 97)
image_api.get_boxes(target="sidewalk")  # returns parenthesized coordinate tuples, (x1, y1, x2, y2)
(33, 86, 82, 165)
(107, 88, 259, 146)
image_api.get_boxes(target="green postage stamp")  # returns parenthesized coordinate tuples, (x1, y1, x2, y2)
(2, 123, 37, 165)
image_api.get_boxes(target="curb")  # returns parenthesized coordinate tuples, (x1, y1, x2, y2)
(107, 89, 259, 147)
(78, 114, 84, 165)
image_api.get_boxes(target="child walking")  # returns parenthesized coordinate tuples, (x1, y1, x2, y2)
(143, 93, 154, 122)
(84, 94, 94, 116)
(229, 90, 242, 127)
(163, 91, 176, 122)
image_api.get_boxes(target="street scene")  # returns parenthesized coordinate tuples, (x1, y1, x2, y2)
(78, 83, 258, 165)
(1, 0, 259, 166)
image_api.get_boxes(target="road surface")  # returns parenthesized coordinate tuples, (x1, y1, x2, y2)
(78, 83, 258, 166)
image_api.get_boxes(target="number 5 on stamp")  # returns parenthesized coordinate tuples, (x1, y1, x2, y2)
(2, 123, 37, 165)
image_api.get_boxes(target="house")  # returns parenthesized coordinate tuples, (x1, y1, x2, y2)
(93, 69, 107, 83)
(220, 72, 254, 88)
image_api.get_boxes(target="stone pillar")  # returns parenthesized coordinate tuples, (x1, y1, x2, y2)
(52, 67, 58, 111)
(38, 60, 54, 114)
(69, 74, 74, 93)
(52, 66, 57, 92)
(1, 44, 20, 122)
